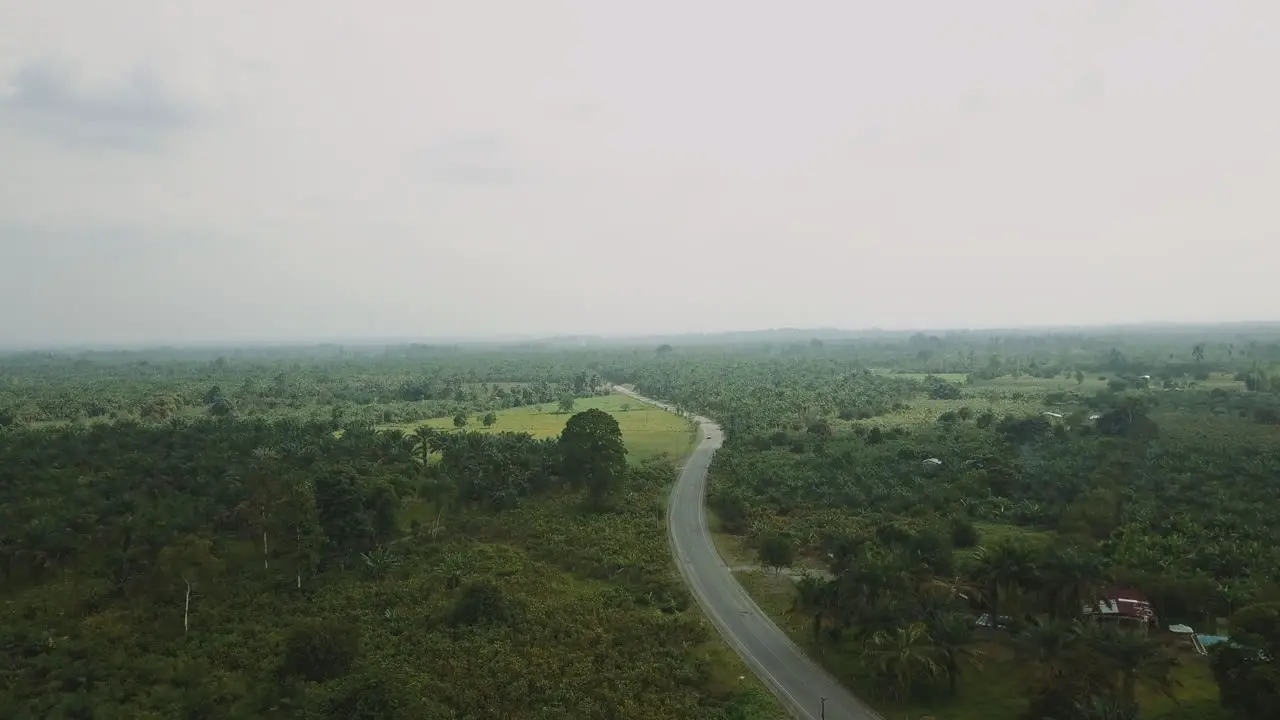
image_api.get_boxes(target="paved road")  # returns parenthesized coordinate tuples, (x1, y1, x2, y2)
(613, 386, 882, 720)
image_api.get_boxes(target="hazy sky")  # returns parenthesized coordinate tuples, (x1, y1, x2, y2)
(1, 1, 1276, 345)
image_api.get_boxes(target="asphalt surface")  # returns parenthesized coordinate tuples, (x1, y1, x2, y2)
(613, 386, 883, 720)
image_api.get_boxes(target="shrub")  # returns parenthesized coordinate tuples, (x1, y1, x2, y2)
(282, 619, 360, 682)
(448, 581, 516, 627)
(949, 516, 980, 548)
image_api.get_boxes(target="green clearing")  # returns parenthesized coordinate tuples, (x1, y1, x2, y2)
(973, 521, 1055, 549)
(848, 370, 1258, 431)
(392, 393, 698, 463)
(872, 370, 970, 383)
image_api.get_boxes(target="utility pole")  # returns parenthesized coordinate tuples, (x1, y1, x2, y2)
(820, 696, 826, 719)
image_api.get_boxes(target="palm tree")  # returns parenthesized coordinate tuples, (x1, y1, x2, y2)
(789, 575, 835, 649)
(865, 622, 941, 701)
(411, 425, 437, 471)
(237, 463, 282, 569)
(929, 612, 984, 695)
(281, 475, 324, 589)
(361, 546, 401, 582)
(1083, 624, 1177, 704)
(972, 539, 1039, 628)
(1015, 618, 1083, 685)
(378, 428, 408, 463)
(1039, 545, 1107, 619)
(838, 546, 914, 613)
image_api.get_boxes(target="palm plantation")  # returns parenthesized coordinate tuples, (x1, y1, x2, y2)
(5, 329, 1280, 717)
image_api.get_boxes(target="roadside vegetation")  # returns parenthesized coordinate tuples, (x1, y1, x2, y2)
(606, 328, 1280, 720)
(0, 350, 781, 719)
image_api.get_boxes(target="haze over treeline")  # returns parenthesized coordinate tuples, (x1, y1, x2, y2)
(5, 322, 1280, 355)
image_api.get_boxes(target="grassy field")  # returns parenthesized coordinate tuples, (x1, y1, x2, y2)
(390, 393, 699, 463)
(874, 369, 1246, 394)
(872, 370, 970, 383)
(973, 521, 1055, 549)
(844, 371, 1255, 432)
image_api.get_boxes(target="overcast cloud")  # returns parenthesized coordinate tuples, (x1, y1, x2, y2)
(1, 0, 1276, 346)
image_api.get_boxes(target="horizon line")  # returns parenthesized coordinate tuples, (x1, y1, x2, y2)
(3, 318, 1279, 353)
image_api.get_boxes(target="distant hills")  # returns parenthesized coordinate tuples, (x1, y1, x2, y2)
(4, 321, 1279, 354)
(522, 322, 1280, 348)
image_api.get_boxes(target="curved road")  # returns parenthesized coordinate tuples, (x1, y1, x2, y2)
(613, 386, 882, 720)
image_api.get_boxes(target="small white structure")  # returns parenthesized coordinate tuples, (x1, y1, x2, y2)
(1083, 588, 1157, 627)
(922, 458, 942, 466)
(1169, 624, 1208, 655)
(975, 613, 1012, 629)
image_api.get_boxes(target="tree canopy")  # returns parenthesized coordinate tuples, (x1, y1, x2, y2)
(559, 408, 628, 508)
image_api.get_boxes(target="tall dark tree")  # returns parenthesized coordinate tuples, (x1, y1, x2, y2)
(314, 469, 373, 565)
(203, 385, 225, 405)
(280, 475, 325, 589)
(208, 396, 234, 417)
(929, 612, 983, 695)
(758, 533, 795, 575)
(973, 539, 1039, 628)
(364, 481, 400, 546)
(1038, 545, 1107, 620)
(790, 576, 835, 649)
(237, 453, 282, 570)
(559, 409, 627, 508)
(1083, 624, 1175, 705)
(157, 534, 223, 635)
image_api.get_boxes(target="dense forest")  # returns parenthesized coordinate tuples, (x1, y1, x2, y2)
(603, 326, 1280, 719)
(0, 349, 778, 719)
(3, 325, 1279, 718)
(0, 347, 610, 429)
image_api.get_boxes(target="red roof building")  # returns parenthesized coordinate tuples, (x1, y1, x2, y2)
(1082, 587, 1157, 626)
